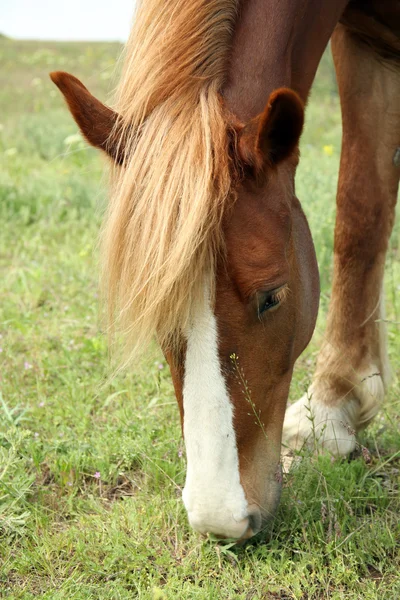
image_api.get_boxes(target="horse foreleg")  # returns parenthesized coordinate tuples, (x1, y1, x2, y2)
(283, 22, 400, 458)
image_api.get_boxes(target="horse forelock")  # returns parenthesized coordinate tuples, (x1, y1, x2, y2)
(102, 0, 240, 363)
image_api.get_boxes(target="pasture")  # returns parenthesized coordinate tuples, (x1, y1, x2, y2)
(1, 37, 399, 599)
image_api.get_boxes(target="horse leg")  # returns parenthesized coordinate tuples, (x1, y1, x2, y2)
(283, 22, 400, 457)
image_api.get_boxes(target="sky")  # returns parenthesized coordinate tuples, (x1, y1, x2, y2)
(1, 0, 136, 41)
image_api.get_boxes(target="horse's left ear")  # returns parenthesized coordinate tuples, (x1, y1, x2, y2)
(237, 88, 304, 172)
(50, 71, 127, 164)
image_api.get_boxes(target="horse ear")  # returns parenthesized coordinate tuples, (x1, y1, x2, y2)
(237, 88, 304, 172)
(50, 71, 127, 164)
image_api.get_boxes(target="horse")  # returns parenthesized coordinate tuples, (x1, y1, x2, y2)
(50, 0, 400, 541)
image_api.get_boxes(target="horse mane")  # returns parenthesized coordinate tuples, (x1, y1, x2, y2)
(102, 0, 239, 361)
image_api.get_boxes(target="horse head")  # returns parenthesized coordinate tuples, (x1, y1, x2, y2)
(51, 70, 319, 541)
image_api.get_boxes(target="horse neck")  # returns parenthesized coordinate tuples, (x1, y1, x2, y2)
(223, 0, 349, 121)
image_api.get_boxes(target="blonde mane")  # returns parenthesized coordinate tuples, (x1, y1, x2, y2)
(102, 0, 239, 360)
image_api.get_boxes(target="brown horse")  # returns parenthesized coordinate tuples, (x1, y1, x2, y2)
(51, 0, 400, 541)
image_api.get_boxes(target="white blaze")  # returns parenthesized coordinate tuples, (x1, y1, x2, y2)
(182, 293, 249, 538)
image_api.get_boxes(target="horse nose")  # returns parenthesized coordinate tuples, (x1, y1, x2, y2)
(187, 506, 262, 541)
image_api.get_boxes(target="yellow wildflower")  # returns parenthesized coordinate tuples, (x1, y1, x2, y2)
(323, 145, 334, 156)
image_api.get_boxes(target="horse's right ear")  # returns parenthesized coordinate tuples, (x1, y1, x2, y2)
(237, 88, 304, 173)
(50, 71, 127, 165)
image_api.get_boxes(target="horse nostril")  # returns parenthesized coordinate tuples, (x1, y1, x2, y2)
(247, 506, 262, 536)
(235, 509, 262, 543)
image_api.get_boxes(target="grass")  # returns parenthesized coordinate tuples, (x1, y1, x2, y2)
(0, 37, 399, 599)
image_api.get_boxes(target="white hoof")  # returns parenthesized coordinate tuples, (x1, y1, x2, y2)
(282, 390, 358, 459)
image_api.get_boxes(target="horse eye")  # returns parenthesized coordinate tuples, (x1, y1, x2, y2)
(257, 289, 282, 315)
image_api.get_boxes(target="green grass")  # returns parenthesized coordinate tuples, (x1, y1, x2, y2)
(0, 38, 399, 599)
